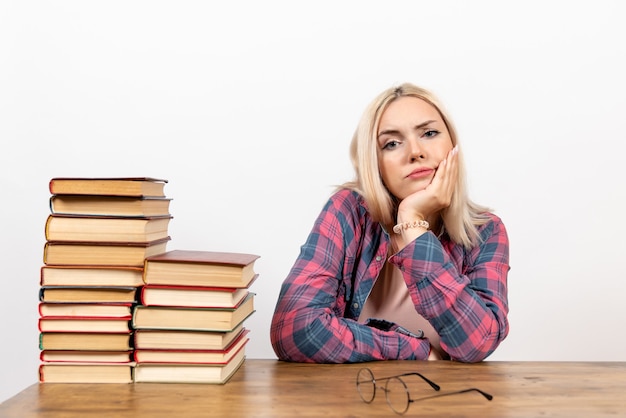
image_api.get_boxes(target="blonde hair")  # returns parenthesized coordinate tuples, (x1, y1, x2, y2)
(341, 82, 490, 249)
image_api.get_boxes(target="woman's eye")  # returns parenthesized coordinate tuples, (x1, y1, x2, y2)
(382, 140, 400, 150)
(423, 129, 440, 138)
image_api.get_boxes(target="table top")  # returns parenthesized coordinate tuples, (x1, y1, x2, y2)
(1, 360, 625, 417)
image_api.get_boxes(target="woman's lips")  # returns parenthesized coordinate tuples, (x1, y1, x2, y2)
(407, 168, 434, 179)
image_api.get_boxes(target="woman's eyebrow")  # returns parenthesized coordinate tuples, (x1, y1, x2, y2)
(377, 128, 401, 139)
(413, 119, 436, 130)
(377, 120, 436, 139)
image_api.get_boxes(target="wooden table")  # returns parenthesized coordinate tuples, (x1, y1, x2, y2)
(1, 360, 625, 417)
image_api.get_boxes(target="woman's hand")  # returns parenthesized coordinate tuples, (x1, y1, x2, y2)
(397, 145, 459, 223)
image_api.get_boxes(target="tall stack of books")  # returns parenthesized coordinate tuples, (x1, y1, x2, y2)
(132, 250, 259, 384)
(38, 177, 172, 383)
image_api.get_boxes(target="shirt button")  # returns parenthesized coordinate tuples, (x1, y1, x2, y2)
(353, 303, 359, 309)
(375, 255, 382, 262)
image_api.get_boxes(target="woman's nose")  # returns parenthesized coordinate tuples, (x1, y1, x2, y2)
(408, 137, 424, 162)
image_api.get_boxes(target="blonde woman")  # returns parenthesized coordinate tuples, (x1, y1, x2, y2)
(271, 83, 510, 363)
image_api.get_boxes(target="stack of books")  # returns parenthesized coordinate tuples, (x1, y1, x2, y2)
(38, 177, 172, 383)
(132, 250, 259, 384)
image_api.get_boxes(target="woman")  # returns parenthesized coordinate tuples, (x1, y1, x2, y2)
(270, 83, 510, 363)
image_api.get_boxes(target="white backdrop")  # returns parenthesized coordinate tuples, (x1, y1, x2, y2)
(2, 0, 625, 403)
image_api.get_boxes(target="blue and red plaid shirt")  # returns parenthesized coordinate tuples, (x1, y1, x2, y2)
(271, 189, 510, 363)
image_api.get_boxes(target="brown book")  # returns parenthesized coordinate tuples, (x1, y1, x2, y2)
(139, 284, 251, 308)
(132, 346, 245, 384)
(132, 293, 255, 332)
(43, 237, 170, 267)
(40, 266, 144, 287)
(49, 195, 172, 217)
(134, 331, 249, 364)
(38, 302, 133, 318)
(39, 332, 132, 351)
(38, 317, 132, 333)
(143, 250, 260, 288)
(39, 286, 138, 303)
(40, 350, 133, 363)
(39, 363, 134, 383)
(134, 324, 246, 351)
(45, 214, 172, 243)
(49, 177, 167, 197)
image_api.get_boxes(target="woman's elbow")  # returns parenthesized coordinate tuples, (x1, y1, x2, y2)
(446, 322, 509, 363)
(270, 316, 314, 363)
(270, 315, 342, 363)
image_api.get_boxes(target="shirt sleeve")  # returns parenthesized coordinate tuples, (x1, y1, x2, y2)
(270, 192, 431, 363)
(389, 214, 510, 362)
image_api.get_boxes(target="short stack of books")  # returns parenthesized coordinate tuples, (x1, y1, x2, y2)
(38, 177, 172, 383)
(132, 250, 259, 384)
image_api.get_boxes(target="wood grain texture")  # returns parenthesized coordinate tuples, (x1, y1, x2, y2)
(1, 360, 625, 417)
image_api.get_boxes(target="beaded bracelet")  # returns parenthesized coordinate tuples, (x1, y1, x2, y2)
(392, 219, 430, 234)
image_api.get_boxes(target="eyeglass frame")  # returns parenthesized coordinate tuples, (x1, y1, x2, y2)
(356, 367, 493, 415)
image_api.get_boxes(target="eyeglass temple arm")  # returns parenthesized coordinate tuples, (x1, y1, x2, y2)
(396, 372, 441, 391)
(409, 387, 493, 403)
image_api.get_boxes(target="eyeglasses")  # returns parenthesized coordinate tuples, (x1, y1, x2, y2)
(356, 367, 493, 415)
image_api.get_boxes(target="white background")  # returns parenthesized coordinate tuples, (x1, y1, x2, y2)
(2, 0, 625, 403)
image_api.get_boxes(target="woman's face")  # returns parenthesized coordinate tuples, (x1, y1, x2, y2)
(377, 96, 454, 200)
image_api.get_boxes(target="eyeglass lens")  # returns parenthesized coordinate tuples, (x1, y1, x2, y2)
(356, 368, 376, 403)
(385, 376, 411, 414)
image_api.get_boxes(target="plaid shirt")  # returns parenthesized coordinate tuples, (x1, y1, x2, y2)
(271, 189, 510, 363)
